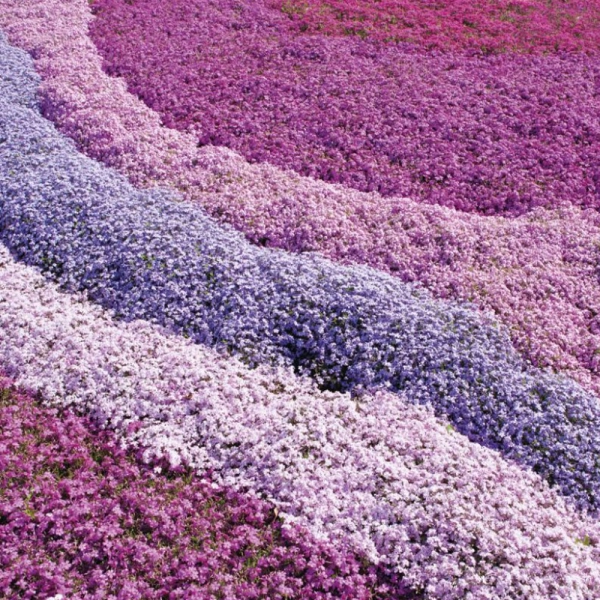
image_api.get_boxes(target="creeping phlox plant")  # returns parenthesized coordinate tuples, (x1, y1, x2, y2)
(0, 376, 409, 600)
(1, 246, 600, 600)
(2, 36, 600, 515)
(90, 0, 600, 215)
(3, 0, 600, 406)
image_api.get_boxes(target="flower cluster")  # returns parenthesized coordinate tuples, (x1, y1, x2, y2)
(2, 36, 600, 515)
(1, 245, 599, 600)
(268, 0, 600, 53)
(90, 0, 600, 215)
(2, 0, 600, 404)
(0, 375, 410, 600)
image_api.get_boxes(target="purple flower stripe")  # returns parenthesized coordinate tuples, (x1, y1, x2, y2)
(90, 0, 600, 216)
(2, 35, 600, 514)
(0, 375, 412, 600)
(3, 0, 600, 401)
(1, 245, 599, 599)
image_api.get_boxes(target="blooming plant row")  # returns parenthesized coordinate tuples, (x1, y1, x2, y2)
(2, 38, 600, 515)
(0, 376, 409, 600)
(1, 243, 599, 599)
(90, 0, 600, 215)
(3, 0, 600, 405)
(268, 0, 600, 52)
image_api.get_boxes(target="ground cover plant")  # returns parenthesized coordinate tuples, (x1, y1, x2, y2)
(3, 38, 600, 515)
(268, 0, 600, 52)
(3, 0, 600, 597)
(2, 245, 600, 599)
(3, 0, 600, 406)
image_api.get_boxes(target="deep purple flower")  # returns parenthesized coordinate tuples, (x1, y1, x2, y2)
(90, 0, 600, 216)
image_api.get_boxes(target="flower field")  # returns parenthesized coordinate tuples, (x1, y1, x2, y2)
(2, 0, 600, 598)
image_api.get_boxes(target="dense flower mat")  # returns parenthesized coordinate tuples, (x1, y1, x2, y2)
(0, 376, 410, 600)
(3, 0, 600, 597)
(3, 35, 600, 516)
(2, 246, 600, 599)
(3, 0, 600, 405)
(89, 0, 600, 215)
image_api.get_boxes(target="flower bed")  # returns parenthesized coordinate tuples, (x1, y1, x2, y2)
(268, 0, 600, 52)
(0, 376, 409, 599)
(2, 1, 600, 597)
(90, 0, 600, 215)
(2, 0, 600, 403)
(3, 37, 600, 513)
(2, 245, 600, 599)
